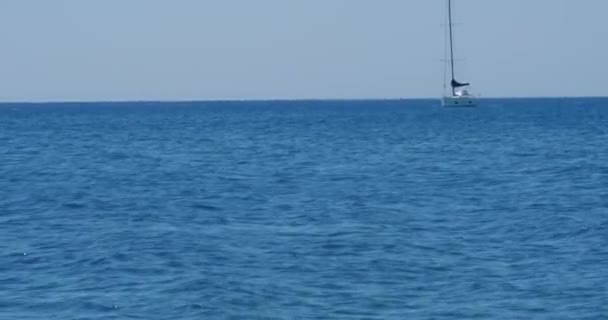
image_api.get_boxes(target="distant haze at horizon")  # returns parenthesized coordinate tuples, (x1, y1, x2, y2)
(0, 0, 606, 102)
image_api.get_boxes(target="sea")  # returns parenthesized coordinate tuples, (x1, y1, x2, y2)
(1, 98, 606, 319)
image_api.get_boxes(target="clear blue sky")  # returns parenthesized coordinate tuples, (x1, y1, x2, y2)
(0, 0, 605, 101)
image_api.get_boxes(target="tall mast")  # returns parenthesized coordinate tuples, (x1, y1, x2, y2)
(448, 0, 456, 95)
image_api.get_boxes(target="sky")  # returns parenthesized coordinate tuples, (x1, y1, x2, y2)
(0, 0, 606, 101)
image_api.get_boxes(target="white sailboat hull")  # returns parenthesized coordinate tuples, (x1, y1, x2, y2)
(441, 96, 478, 107)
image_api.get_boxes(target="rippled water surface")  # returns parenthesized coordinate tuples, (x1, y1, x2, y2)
(1, 99, 607, 319)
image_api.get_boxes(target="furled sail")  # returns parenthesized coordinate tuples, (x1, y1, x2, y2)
(451, 79, 470, 88)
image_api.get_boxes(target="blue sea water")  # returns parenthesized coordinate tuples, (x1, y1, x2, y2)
(0, 98, 607, 319)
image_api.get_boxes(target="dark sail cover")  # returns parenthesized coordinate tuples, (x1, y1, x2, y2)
(451, 79, 470, 88)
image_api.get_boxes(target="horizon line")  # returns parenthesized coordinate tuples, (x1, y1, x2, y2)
(0, 95, 606, 105)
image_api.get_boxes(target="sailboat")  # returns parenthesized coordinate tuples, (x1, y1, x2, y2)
(442, 0, 478, 107)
